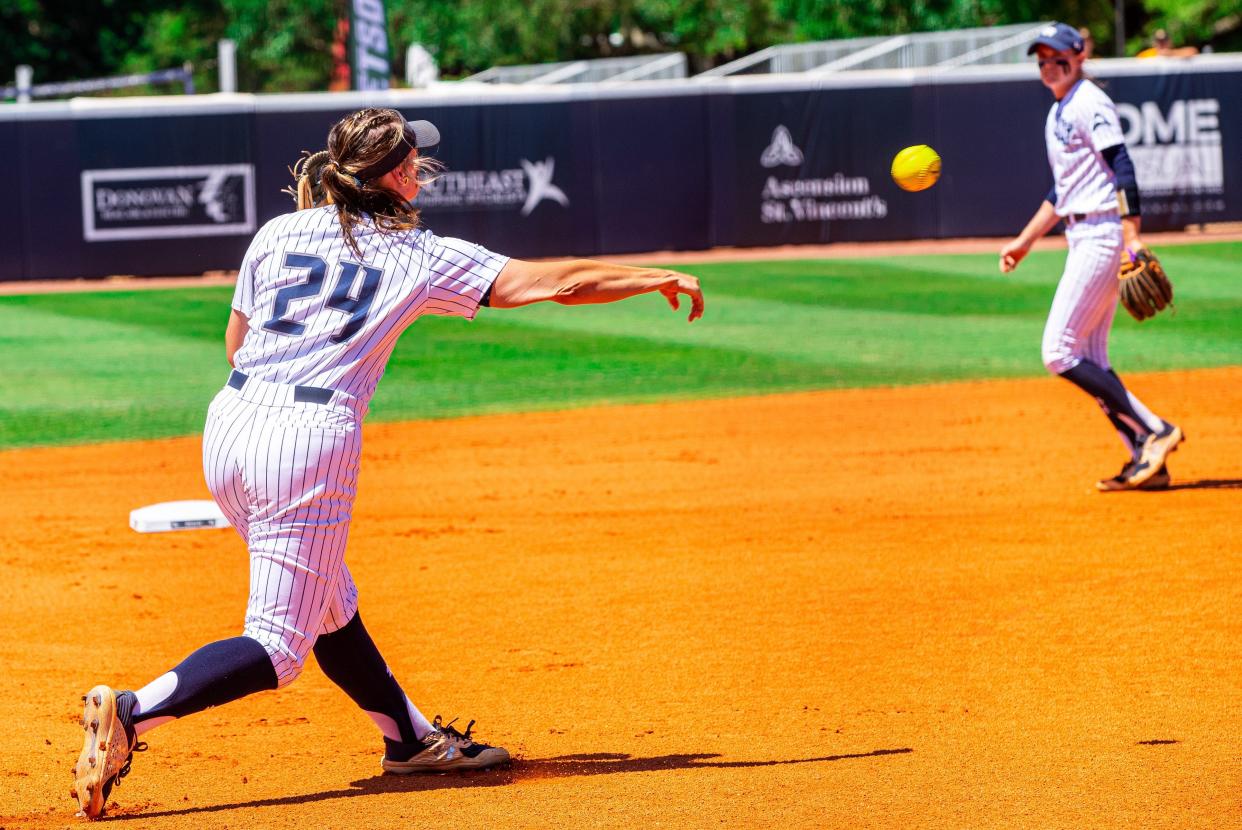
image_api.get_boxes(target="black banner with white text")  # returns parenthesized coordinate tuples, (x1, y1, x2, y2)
(1, 60, 1240, 281)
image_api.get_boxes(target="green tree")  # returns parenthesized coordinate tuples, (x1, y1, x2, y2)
(1, 0, 224, 94)
(1, 0, 164, 83)
(4, 0, 1239, 96)
(220, 0, 338, 91)
(391, 1, 611, 78)
(1137, 0, 1242, 52)
(117, 5, 227, 93)
(389, 0, 783, 77)
(630, 0, 780, 68)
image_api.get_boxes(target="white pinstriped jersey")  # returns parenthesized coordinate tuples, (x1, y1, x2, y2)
(231, 206, 507, 404)
(1045, 79, 1126, 216)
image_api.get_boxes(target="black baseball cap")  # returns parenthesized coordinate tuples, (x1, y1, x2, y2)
(1027, 22, 1084, 55)
(355, 115, 440, 181)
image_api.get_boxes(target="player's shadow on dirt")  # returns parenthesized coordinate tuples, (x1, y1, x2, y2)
(1163, 477, 1242, 491)
(109, 748, 912, 820)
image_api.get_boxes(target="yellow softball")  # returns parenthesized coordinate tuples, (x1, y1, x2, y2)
(891, 144, 942, 192)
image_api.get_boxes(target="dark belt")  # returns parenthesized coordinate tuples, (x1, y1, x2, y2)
(227, 370, 335, 405)
(1066, 211, 1117, 225)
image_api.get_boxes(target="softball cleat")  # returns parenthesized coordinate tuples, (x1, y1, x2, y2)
(71, 686, 144, 819)
(381, 716, 510, 774)
(1128, 424, 1183, 487)
(1098, 462, 1170, 492)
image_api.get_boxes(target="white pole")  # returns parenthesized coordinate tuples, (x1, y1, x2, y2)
(405, 43, 439, 88)
(218, 39, 237, 93)
(16, 65, 32, 103)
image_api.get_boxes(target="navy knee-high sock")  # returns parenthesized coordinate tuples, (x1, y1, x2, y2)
(1059, 360, 1152, 451)
(313, 613, 420, 744)
(133, 636, 278, 725)
(1102, 410, 1143, 458)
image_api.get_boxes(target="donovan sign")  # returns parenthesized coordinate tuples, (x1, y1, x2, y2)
(80, 164, 256, 242)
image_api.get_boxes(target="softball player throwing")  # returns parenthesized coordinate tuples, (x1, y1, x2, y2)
(999, 22, 1182, 492)
(71, 107, 704, 819)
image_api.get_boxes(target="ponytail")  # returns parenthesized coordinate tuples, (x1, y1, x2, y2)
(317, 159, 366, 207)
(283, 150, 333, 210)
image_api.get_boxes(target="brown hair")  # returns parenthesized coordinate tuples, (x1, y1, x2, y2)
(288, 108, 443, 258)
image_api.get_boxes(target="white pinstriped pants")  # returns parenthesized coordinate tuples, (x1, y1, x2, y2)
(1041, 214, 1124, 374)
(203, 378, 362, 686)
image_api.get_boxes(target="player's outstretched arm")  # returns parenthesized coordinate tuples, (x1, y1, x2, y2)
(1000, 200, 1060, 273)
(489, 258, 704, 322)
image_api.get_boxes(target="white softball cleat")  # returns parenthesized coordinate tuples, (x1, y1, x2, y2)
(1128, 424, 1183, 487)
(1097, 461, 1170, 492)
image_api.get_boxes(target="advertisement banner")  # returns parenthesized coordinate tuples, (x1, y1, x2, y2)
(422, 101, 595, 256)
(4, 60, 1241, 281)
(80, 164, 255, 241)
(26, 112, 256, 280)
(253, 102, 593, 258)
(350, 0, 391, 91)
(926, 69, 1242, 236)
(1102, 70, 1239, 230)
(710, 87, 921, 247)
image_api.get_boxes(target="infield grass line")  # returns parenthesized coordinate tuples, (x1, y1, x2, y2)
(1, 241, 1239, 449)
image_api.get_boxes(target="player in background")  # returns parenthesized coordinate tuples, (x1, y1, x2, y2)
(71, 107, 705, 819)
(999, 23, 1182, 492)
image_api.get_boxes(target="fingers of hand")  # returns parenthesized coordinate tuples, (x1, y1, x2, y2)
(688, 291, 704, 322)
(999, 243, 1022, 272)
(681, 277, 703, 322)
(662, 275, 703, 322)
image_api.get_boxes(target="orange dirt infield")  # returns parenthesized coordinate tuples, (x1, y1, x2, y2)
(2, 370, 1240, 829)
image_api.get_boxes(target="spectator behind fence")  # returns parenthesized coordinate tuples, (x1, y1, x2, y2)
(1136, 29, 1199, 58)
(1078, 27, 1095, 59)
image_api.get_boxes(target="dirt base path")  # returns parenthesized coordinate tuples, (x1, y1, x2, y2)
(2, 370, 1240, 829)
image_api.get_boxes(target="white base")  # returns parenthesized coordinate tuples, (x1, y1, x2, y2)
(130, 500, 230, 533)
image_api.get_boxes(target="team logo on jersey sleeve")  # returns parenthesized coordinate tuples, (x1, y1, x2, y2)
(1054, 118, 1079, 147)
(81, 164, 255, 242)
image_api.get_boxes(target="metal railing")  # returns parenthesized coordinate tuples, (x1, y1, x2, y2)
(701, 23, 1050, 76)
(3, 65, 195, 102)
(464, 53, 688, 85)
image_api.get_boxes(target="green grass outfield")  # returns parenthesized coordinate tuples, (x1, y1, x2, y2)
(1, 242, 1239, 450)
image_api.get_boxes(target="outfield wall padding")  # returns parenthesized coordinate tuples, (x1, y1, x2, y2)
(2, 57, 1240, 281)
(0, 120, 24, 281)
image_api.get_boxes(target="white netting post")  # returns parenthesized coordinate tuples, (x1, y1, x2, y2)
(16, 65, 32, 103)
(218, 39, 237, 93)
(405, 43, 438, 88)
